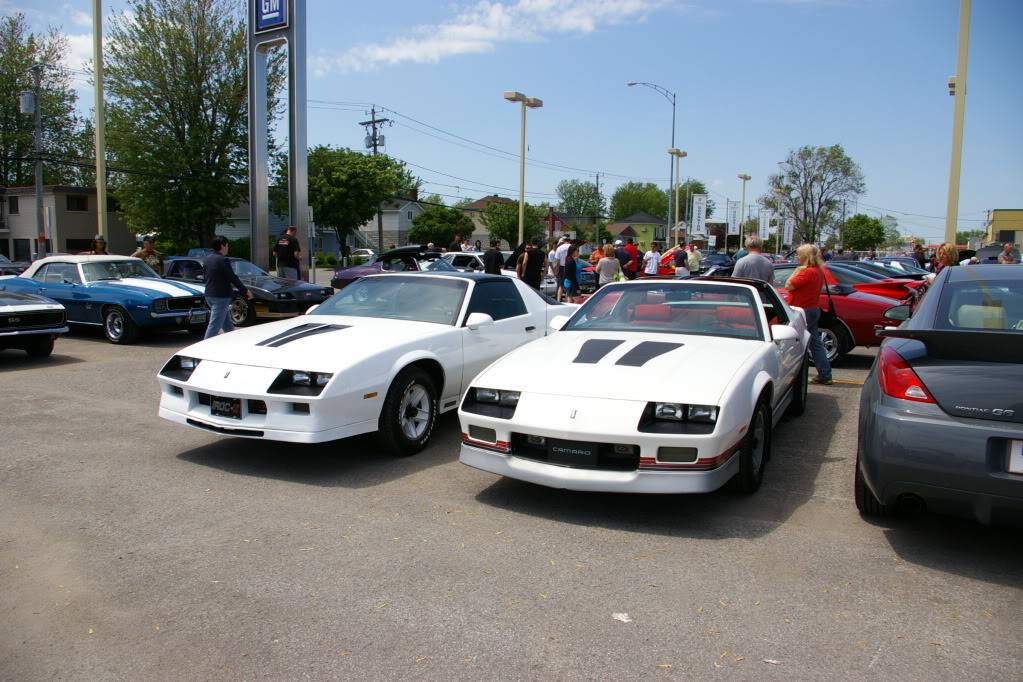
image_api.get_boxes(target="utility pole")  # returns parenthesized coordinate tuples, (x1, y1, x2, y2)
(92, 0, 108, 241)
(840, 200, 847, 248)
(359, 106, 390, 252)
(594, 172, 601, 247)
(30, 64, 44, 258)
(944, 0, 971, 244)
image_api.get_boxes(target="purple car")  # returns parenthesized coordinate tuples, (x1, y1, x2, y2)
(330, 245, 455, 290)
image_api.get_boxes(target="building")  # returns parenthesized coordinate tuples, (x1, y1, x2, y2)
(542, 208, 598, 246)
(354, 195, 424, 250)
(985, 209, 1023, 246)
(1, 186, 134, 260)
(605, 211, 666, 248)
(458, 194, 514, 246)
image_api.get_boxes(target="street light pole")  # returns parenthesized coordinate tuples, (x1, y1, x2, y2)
(627, 82, 677, 243)
(738, 173, 751, 240)
(668, 148, 687, 246)
(28, 64, 45, 258)
(944, 0, 971, 245)
(92, 0, 108, 241)
(504, 91, 543, 246)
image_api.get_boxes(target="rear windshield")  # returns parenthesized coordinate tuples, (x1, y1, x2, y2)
(935, 279, 1023, 332)
(311, 275, 467, 325)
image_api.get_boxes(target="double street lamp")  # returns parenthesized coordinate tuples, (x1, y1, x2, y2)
(668, 148, 687, 246)
(503, 91, 543, 246)
(627, 81, 677, 242)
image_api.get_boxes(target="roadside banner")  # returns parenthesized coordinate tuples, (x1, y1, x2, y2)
(784, 217, 795, 245)
(759, 210, 772, 240)
(726, 200, 739, 235)
(691, 194, 708, 236)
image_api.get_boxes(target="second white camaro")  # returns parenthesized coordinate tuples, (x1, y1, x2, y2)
(458, 277, 811, 494)
(158, 272, 575, 455)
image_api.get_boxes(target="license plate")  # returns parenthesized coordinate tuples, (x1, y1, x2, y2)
(547, 439, 598, 466)
(1009, 440, 1023, 475)
(210, 396, 242, 419)
(189, 311, 207, 324)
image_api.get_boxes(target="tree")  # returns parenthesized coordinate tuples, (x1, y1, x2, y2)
(480, 201, 545, 247)
(0, 15, 87, 187)
(609, 181, 667, 221)
(104, 0, 285, 251)
(760, 145, 865, 245)
(956, 228, 986, 244)
(674, 179, 716, 225)
(556, 179, 604, 217)
(841, 214, 885, 251)
(408, 203, 474, 247)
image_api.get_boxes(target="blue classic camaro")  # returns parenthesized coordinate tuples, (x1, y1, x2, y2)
(0, 255, 208, 344)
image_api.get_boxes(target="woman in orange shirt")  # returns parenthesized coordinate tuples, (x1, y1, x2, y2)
(786, 244, 832, 385)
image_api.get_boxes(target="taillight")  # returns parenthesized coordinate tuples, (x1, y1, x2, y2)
(877, 346, 935, 403)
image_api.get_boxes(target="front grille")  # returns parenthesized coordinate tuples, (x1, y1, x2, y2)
(166, 296, 205, 311)
(510, 433, 640, 471)
(0, 310, 65, 330)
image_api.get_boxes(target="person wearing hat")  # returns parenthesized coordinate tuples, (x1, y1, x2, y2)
(614, 239, 629, 272)
(131, 235, 163, 272)
(80, 234, 109, 255)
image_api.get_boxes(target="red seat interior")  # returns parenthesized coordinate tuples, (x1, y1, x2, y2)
(716, 307, 755, 327)
(632, 304, 671, 323)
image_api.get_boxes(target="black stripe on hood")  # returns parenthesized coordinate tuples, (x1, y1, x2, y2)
(573, 339, 626, 364)
(256, 323, 324, 347)
(615, 341, 683, 367)
(256, 323, 350, 348)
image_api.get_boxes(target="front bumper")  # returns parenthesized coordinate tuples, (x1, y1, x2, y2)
(0, 326, 69, 337)
(460, 443, 739, 493)
(859, 395, 1023, 524)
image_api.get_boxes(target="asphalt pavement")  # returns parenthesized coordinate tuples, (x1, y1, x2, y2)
(1, 329, 1020, 679)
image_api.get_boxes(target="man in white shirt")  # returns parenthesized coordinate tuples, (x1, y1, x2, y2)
(552, 237, 571, 301)
(642, 242, 661, 277)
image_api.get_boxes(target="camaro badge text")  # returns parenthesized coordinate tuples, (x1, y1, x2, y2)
(224, 370, 231, 379)
(570, 409, 577, 419)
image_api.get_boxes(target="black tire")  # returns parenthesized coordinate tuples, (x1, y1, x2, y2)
(25, 335, 55, 357)
(230, 297, 256, 327)
(734, 400, 771, 494)
(103, 306, 138, 344)
(377, 367, 438, 456)
(854, 454, 889, 517)
(811, 325, 849, 365)
(787, 353, 809, 417)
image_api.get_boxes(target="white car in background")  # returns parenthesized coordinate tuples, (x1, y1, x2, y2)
(443, 251, 558, 295)
(158, 272, 577, 455)
(459, 278, 810, 494)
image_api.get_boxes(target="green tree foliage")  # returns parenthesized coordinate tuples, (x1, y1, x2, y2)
(104, 0, 285, 252)
(674, 179, 716, 224)
(555, 179, 605, 217)
(0, 14, 89, 186)
(956, 229, 986, 244)
(408, 203, 474, 247)
(841, 214, 885, 250)
(609, 182, 668, 221)
(761, 145, 865, 245)
(481, 201, 545, 247)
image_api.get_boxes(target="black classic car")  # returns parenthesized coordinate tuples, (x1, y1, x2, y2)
(0, 289, 69, 357)
(163, 256, 333, 326)
(0, 253, 31, 276)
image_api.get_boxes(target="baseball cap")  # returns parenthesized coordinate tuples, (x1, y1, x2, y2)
(614, 239, 623, 246)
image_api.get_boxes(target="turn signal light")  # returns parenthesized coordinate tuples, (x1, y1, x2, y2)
(877, 347, 935, 403)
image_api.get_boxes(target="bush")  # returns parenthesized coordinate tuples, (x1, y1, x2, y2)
(325, 253, 337, 266)
(350, 255, 367, 266)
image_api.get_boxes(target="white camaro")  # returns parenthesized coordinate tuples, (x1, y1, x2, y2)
(158, 272, 576, 455)
(458, 278, 811, 494)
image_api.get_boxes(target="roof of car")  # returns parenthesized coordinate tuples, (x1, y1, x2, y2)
(33, 255, 141, 265)
(366, 271, 510, 284)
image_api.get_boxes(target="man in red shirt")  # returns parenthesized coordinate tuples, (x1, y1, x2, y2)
(786, 244, 832, 384)
(623, 237, 640, 280)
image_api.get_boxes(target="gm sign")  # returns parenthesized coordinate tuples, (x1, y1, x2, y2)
(255, 0, 288, 33)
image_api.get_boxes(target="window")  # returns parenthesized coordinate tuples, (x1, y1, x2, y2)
(451, 255, 476, 268)
(310, 275, 467, 326)
(937, 279, 1023, 332)
(31, 264, 50, 281)
(465, 280, 527, 322)
(13, 238, 31, 262)
(7, 196, 18, 214)
(65, 238, 94, 253)
(43, 263, 81, 284)
(66, 195, 88, 211)
(407, 211, 413, 220)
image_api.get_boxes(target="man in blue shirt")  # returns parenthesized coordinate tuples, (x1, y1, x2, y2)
(204, 236, 252, 339)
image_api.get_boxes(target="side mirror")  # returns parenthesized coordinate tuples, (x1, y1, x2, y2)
(465, 312, 494, 330)
(549, 314, 570, 331)
(305, 304, 319, 314)
(884, 304, 911, 321)
(770, 324, 800, 342)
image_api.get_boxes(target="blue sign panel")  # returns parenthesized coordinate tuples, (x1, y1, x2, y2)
(255, 0, 288, 33)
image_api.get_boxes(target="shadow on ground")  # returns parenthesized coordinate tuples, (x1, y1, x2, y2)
(0, 350, 85, 370)
(176, 413, 460, 488)
(473, 393, 845, 540)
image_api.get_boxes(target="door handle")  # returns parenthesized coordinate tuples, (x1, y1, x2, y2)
(525, 326, 536, 332)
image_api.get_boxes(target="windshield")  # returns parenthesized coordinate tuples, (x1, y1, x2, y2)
(231, 260, 268, 277)
(936, 279, 1023, 332)
(826, 264, 884, 284)
(310, 275, 467, 325)
(423, 258, 456, 272)
(81, 259, 160, 282)
(0, 254, 11, 264)
(877, 260, 928, 275)
(564, 282, 764, 341)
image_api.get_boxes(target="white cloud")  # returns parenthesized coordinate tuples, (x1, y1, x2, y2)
(312, 0, 673, 75)
(71, 9, 94, 28)
(64, 31, 94, 72)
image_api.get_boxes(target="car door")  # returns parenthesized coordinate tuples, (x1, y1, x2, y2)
(761, 286, 803, 387)
(38, 262, 88, 321)
(460, 280, 534, 390)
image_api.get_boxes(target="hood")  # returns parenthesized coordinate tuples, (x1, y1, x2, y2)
(333, 263, 383, 279)
(179, 314, 451, 373)
(0, 290, 62, 310)
(476, 330, 758, 405)
(241, 274, 328, 294)
(100, 277, 203, 298)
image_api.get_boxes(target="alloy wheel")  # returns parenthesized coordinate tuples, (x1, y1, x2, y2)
(398, 383, 431, 440)
(105, 310, 124, 341)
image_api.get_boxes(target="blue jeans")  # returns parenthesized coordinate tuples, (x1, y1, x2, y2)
(204, 296, 234, 339)
(804, 306, 832, 380)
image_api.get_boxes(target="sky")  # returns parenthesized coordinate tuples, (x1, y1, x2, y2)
(12, 0, 1023, 240)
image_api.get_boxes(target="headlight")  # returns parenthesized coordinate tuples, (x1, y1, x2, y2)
(686, 405, 718, 423)
(153, 299, 169, 313)
(654, 402, 685, 420)
(641, 401, 719, 433)
(463, 387, 520, 418)
(269, 369, 333, 395)
(275, 292, 294, 300)
(474, 387, 519, 406)
(160, 355, 201, 381)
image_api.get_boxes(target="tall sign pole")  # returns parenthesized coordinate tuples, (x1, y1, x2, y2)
(944, 0, 970, 245)
(248, 0, 308, 276)
(92, 0, 108, 240)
